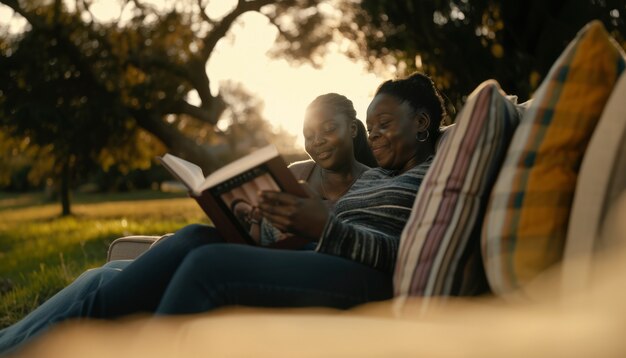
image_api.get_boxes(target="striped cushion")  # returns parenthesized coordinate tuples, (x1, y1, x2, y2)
(394, 80, 521, 297)
(561, 73, 626, 293)
(482, 20, 626, 296)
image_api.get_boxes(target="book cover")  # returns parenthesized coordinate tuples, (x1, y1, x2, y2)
(158, 145, 309, 249)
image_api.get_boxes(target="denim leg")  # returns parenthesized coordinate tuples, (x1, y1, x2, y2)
(0, 260, 131, 355)
(83, 224, 223, 318)
(102, 259, 134, 270)
(1, 224, 222, 355)
(157, 244, 393, 314)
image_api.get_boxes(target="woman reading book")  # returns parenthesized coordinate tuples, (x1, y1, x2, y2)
(1, 73, 446, 353)
(260, 92, 377, 245)
(72, 71, 445, 317)
(0, 92, 378, 354)
(290, 92, 377, 202)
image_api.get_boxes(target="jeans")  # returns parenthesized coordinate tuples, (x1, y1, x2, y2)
(1, 224, 393, 353)
(0, 224, 216, 355)
(84, 224, 391, 316)
(156, 243, 393, 314)
(83, 224, 223, 318)
(0, 260, 131, 355)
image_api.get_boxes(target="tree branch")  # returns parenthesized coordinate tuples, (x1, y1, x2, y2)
(131, 0, 155, 13)
(200, 0, 276, 61)
(132, 109, 226, 171)
(196, 0, 216, 26)
(126, 53, 192, 80)
(53, 0, 63, 24)
(164, 100, 216, 124)
(125, 55, 224, 124)
(0, 0, 42, 28)
(76, 0, 94, 25)
(194, 0, 297, 114)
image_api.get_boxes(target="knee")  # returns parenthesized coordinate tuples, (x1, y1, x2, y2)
(102, 260, 132, 270)
(177, 224, 218, 240)
(77, 267, 120, 288)
(173, 224, 221, 248)
(91, 268, 121, 284)
(180, 245, 220, 270)
(176, 245, 235, 280)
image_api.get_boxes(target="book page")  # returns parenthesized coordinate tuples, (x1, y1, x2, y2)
(158, 154, 205, 192)
(216, 169, 281, 244)
(198, 145, 279, 192)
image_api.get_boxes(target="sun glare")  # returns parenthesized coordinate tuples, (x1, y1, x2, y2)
(207, 12, 384, 148)
(0, 0, 386, 149)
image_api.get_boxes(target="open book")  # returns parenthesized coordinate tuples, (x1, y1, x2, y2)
(157, 145, 309, 249)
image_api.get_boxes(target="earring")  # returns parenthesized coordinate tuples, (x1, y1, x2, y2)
(416, 130, 429, 142)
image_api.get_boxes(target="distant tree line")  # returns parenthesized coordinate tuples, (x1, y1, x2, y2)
(0, 0, 623, 214)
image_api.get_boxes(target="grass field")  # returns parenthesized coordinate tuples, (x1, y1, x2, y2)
(0, 190, 209, 328)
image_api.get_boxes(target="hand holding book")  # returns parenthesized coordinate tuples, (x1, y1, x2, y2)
(157, 145, 310, 248)
(258, 184, 329, 241)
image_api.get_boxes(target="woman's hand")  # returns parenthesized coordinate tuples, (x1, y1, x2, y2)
(258, 184, 329, 240)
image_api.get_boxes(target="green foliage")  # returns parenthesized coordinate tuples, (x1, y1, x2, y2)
(0, 190, 208, 328)
(0, 131, 40, 188)
(0, 0, 312, 214)
(0, 3, 175, 175)
(344, 0, 626, 109)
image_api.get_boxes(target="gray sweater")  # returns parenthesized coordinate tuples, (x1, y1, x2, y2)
(316, 158, 432, 274)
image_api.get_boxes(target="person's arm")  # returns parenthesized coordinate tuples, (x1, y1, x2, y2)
(315, 213, 402, 274)
(259, 178, 411, 273)
(315, 167, 427, 273)
(259, 162, 431, 273)
(258, 186, 329, 241)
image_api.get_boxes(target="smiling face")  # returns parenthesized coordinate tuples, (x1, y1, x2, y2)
(303, 107, 356, 171)
(366, 93, 422, 172)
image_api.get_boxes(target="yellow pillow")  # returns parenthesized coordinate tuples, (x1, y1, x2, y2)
(482, 20, 626, 296)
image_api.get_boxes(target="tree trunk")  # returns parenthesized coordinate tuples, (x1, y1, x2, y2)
(60, 160, 71, 216)
(134, 110, 230, 173)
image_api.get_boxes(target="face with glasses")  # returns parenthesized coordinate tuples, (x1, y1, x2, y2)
(366, 93, 429, 173)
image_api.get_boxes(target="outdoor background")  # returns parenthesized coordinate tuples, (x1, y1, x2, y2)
(0, 0, 625, 327)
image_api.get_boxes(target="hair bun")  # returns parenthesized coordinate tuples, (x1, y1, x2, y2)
(374, 71, 447, 143)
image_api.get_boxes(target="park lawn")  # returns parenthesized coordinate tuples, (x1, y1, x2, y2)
(0, 190, 209, 328)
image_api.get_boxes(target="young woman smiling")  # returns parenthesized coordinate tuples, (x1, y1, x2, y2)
(0, 73, 447, 354)
(290, 93, 377, 204)
(80, 72, 446, 316)
(0, 93, 375, 354)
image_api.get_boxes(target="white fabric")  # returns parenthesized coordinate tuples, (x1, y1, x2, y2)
(562, 73, 626, 292)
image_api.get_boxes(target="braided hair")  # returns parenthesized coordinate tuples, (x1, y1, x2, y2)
(307, 93, 377, 167)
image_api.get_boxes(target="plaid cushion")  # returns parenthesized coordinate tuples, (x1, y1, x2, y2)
(394, 80, 521, 298)
(562, 73, 626, 293)
(482, 21, 626, 296)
